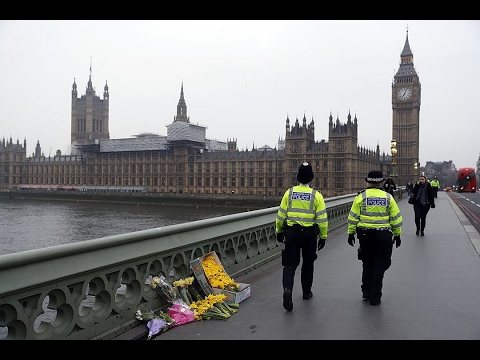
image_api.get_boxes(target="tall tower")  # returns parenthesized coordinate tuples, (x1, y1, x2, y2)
(328, 111, 359, 193)
(283, 113, 316, 185)
(0, 136, 27, 189)
(71, 63, 110, 154)
(392, 28, 421, 186)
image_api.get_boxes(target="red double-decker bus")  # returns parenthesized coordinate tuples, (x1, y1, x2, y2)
(456, 167, 476, 193)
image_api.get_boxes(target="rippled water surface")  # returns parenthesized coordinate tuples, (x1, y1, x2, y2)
(0, 198, 245, 256)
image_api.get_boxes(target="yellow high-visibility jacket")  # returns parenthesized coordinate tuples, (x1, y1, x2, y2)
(430, 179, 440, 188)
(347, 188, 403, 236)
(275, 185, 328, 239)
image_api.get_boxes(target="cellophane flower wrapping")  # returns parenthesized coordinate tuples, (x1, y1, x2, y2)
(143, 273, 239, 332)
(173, 277, 196, 305)
(147, 318, 168, 340)
(135, 308, 176, 339)
(167, 301, 196, 326)
(150, 273, 186, 305)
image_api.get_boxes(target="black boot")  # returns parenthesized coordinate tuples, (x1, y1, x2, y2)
(303, 291, 313, 300)
(370, 298, 381, 306)
(283, 289, 293, 311)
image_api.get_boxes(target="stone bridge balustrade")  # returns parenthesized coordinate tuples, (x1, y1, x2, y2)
(0, 191, 378, 340)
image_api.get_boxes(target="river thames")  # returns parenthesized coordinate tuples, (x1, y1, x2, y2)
(0, 197, 255, 339)
(0, 198, 248, 256)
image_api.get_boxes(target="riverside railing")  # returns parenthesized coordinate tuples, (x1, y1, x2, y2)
(1, 191, 404, 340)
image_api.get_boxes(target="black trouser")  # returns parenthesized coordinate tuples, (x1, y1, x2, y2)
(357, 229, 393, 302)
(282, 225, 318, 295)
(433, 187, 438, 198)
(413, 203, 431, 232)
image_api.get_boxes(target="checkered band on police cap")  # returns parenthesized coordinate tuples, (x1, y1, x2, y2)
(365, 170, 384, 183)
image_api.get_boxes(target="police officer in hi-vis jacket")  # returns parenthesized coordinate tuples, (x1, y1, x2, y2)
(275, 162, 328, 311)
(347, 170, 403, 306)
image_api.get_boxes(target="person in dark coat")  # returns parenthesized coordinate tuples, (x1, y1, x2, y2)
(383, 177, 396, 196)
(406, 180, 414, 198)
(411, 175, 435, 236)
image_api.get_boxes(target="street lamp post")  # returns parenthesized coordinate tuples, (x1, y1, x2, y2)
(390, 138, 397, 184)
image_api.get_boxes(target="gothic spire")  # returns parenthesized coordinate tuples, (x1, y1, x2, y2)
(396, 26, 416, 77)
(401, 26, 413, 57)
(87, 57, 93, 89)
(174, 81, 189, 123)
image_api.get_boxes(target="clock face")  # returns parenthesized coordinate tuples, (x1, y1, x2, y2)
(397, 87, 412, 100)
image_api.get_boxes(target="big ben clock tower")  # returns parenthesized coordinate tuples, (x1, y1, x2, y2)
(392, 28, 421, 186)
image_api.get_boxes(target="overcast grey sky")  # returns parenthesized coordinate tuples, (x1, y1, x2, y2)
(1, 20, 479, 170)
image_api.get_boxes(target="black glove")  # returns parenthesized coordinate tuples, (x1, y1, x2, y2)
(276, 232, 285, 243)
(431, 204, 435, 208)
(348, 233, 355, 247)
(317, 238, 326, 251)
(393, 235, 401, 248)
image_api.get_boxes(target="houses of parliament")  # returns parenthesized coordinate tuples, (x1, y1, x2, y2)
(0, 32, 423, 198)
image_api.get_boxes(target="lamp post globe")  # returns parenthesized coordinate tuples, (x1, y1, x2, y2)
(390, 138, 397, 182)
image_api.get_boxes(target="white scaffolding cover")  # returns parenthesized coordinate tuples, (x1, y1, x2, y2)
(167, 121, 206, 143)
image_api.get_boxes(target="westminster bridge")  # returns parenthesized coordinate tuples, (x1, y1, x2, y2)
(1, 189, 480, 340)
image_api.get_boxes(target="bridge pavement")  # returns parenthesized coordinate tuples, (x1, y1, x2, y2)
(146, 191, 480, 340)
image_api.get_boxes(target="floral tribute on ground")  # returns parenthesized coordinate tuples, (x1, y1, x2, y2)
(136, 269, 241, 339)
(135, 308, 175, 340)
(201, 253, 240, 291)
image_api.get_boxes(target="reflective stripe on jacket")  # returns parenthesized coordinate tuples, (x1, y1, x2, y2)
(275, 185, 328, 239)
(347, 188, 403, 236)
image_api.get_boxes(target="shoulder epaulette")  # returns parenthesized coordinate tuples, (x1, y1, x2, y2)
(357, 188, 366, 195)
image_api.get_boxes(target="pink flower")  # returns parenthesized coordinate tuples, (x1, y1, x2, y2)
(167, 302, 195, 326)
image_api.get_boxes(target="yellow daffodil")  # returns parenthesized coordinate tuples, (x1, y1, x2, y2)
(201, 255, 240, 292)
(189, 293, 238, 320)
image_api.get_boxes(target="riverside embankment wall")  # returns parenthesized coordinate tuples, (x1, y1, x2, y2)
(0, 190, 281, 210)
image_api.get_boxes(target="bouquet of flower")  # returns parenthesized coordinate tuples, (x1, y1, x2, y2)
(135, 308, 176, 340)
(167, 301, 196, 326)
(148, 275, 197, 327)
(201, 254, 240, 292)
(173, 277, 197, 305)
(189, 293, 239, 321)
(149, 273, 186, 305)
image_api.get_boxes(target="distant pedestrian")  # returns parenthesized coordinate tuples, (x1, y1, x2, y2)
(406, 180, 414, 198)
(411, 175, 435, 236)
(347, 170, 403, 306)
(383, 177, 396, 196)
(275, 162, 328, 311)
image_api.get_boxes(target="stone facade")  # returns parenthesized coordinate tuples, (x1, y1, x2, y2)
(70, 69, 110, 154)
(0, 137, 26, 188)
(2, 32, 438, 198)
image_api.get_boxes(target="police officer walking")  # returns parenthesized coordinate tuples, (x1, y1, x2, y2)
(347, 170, 403, 306)
(275, 162, 328, 311)
(430, 176, 440, 198)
